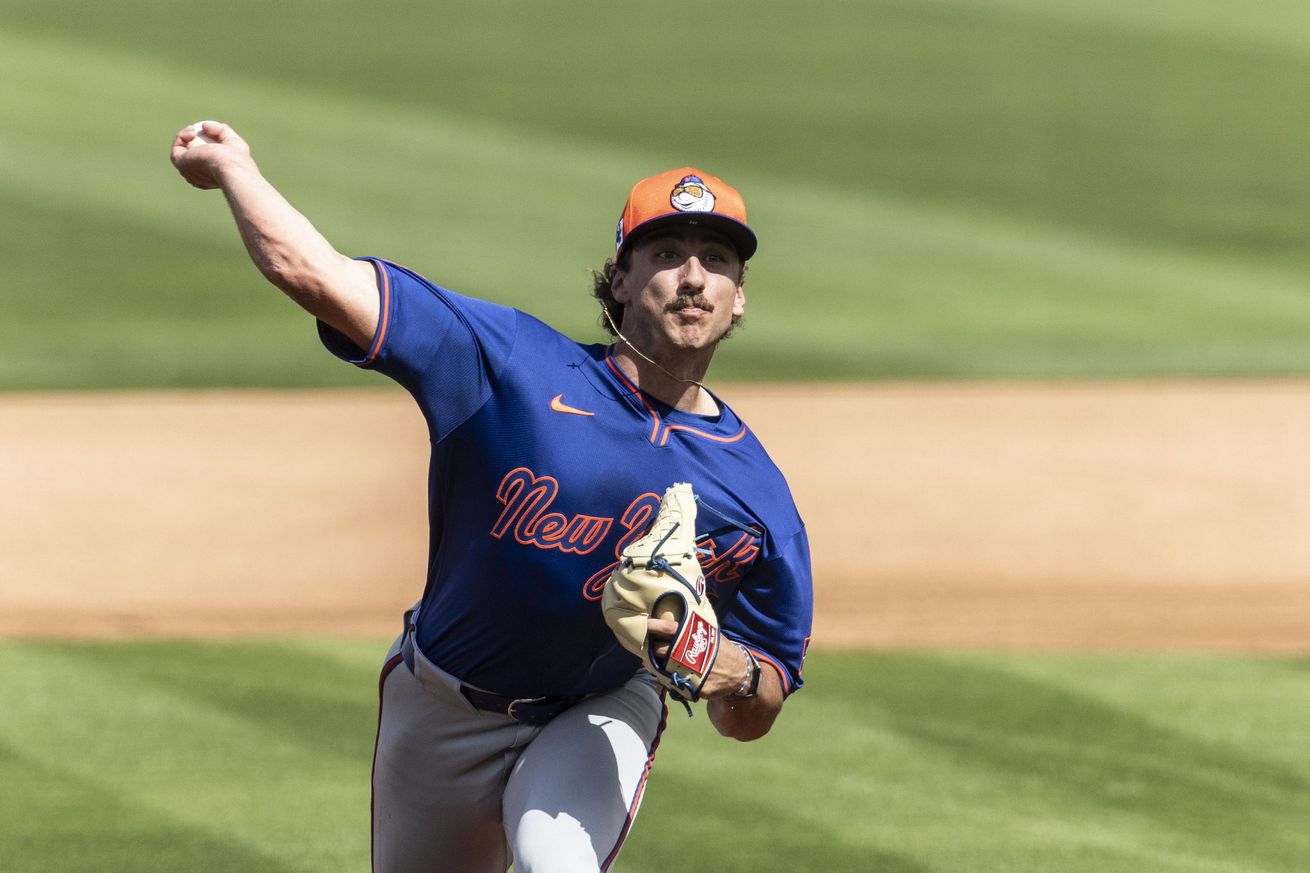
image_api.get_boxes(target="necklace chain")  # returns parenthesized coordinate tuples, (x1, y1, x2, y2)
(600, 304, 710, 395)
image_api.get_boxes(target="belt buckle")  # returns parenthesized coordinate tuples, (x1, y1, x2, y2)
(507, 696, 552, 726)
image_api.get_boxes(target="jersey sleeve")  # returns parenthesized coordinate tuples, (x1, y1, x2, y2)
(317, 257, 518, 441)
(720, 525, 814, 697)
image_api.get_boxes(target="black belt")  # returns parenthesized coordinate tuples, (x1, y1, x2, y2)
(458, 686, 586, 727)
(400, 619, 582, 727)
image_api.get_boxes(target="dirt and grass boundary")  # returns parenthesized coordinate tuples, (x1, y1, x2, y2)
(4, 382, 1308, 651)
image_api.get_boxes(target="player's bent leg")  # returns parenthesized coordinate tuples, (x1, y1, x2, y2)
(503, 672, 667, 873)
(373, 632, 534, 873)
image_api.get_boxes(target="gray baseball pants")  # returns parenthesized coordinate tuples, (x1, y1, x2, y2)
(371, 619, 667, 873)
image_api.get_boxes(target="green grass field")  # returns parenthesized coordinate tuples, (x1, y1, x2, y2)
(2, 642, 1306, 873)
(5, 3, 1309, 871)
(4, 0, 1310, 387)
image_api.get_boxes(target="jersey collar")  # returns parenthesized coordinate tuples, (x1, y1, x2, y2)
(597, 347, 749, 448)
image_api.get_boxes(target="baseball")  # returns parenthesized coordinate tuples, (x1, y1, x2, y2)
(188, 121, 220, 147)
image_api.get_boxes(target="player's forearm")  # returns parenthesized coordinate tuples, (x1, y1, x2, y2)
(171, 122, 377, 346)
(215, 161, 358, 308)
(706, 663, 784, 741)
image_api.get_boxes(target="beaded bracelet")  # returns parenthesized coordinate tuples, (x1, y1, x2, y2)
(731, 642, 761, 699)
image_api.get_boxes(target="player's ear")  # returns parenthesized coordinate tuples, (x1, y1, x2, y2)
(611, 261, 632, 304)
(731, 261, 747, 317)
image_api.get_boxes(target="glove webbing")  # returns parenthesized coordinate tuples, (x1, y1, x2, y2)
(644, 520, 712, 715)
(636, 521, 701, 601)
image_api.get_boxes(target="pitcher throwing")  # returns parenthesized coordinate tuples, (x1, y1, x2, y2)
(170, 120, 814, 873)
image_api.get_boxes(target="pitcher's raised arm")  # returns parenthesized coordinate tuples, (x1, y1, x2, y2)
(169, 120, 378, 349)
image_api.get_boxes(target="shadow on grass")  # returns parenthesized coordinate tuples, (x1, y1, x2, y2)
(628, 765, 934, 873)
(1272, 657, 1310, 675)
(826, 652, 1309, 869)
(0, 740, 304, 873)
(53, 639, 382, 762)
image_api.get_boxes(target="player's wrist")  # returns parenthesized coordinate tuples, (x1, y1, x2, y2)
(727, 641, 760, 700)
(207, 152, 261, 190)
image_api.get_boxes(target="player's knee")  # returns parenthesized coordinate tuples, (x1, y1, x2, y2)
(510, 809, 603, 873)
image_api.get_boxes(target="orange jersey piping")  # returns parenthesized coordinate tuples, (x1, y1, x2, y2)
(658, 422, 748, 446)
(604, 353, 662, 444)
(360, 259, 392, 367)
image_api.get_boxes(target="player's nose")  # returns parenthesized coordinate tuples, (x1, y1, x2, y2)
(679, 256, 708, 290)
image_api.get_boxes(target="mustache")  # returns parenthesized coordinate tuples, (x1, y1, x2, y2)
(665, 296, 714, 313)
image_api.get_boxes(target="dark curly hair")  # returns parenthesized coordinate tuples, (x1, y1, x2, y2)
(589, 250, 747, 339)
(589, 251, 630, 338)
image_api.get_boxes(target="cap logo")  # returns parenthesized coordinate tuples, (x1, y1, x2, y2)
(670, 175, 716, 213)
(615, 216, 625, 251)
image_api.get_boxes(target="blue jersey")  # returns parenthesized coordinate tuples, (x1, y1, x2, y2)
(320, 259, 813, 698)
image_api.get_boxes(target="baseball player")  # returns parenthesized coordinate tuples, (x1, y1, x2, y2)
(170, 121, 813, 873)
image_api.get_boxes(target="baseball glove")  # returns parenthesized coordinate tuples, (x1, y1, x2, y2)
(602, 482, 721, 713)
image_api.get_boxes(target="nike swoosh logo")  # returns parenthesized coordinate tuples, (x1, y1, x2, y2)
(550, 394, 595, 417)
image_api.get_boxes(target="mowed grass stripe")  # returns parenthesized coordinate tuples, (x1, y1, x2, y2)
(918, 0, 1310, 57)
(675, 651, 1309, 873)
(0, 640, 377, 872)
(7, 0, 1308, 261)
(5, 5, 1310, 384)
(843, 654, 1308, 868)
(0, 742, 305, 873)
(2, 643, 1307, 872)
(752, 176, 1310, 378)
(0, 30, 642, 386)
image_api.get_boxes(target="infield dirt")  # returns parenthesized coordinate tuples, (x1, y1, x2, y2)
(3, 383, 1309, 651)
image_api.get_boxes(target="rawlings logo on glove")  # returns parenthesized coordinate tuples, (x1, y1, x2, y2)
(669, 614, 717, 674)
(602, 482, 720, 714)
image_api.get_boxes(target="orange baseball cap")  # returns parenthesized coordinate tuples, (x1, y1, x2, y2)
(615, 167, 757, 261)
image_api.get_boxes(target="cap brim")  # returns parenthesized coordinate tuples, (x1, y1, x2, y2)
(619, 212, 757, 261)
